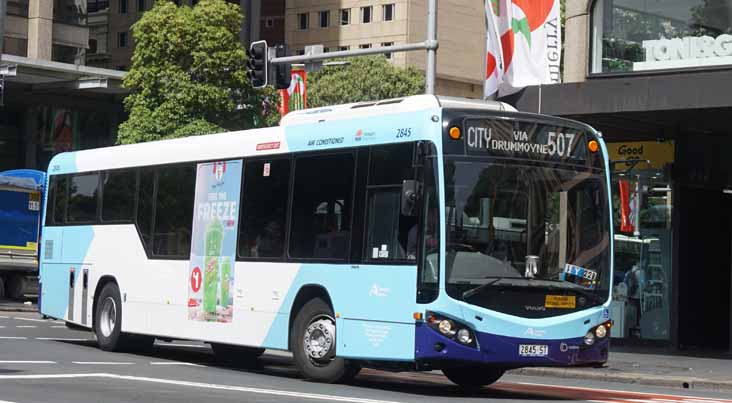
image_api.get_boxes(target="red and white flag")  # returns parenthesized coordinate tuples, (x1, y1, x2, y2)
(484, 0, 562, 99)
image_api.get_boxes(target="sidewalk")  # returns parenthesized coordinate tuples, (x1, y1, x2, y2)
(511, 346, 732, 392)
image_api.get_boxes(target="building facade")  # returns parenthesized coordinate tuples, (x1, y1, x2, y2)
(512, 0, 732, 352)
(285, 0, 486, 98)
(85, 0, 285, 71)
(1, 0, 125, 171)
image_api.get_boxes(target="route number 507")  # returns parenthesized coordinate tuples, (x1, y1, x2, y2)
(546, 132, 576, 158)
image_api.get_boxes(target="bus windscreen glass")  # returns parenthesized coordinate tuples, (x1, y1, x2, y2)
(443, 152, 610, 317)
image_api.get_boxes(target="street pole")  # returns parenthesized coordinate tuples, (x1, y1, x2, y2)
(425, 0, 438, 95)
(268, 0, 439, 95)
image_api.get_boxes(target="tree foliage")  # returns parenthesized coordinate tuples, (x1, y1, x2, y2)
(306, 56, 425, 108)
(117, 0, 275, 144)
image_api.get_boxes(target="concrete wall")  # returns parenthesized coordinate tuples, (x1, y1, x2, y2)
(563, 0, 591, 83)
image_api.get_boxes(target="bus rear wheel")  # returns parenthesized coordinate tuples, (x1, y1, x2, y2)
(291, 298, 360, 383)
(442, 366, 505, 388)
(94, 282, 146, 352)
(211, 343, 265, 366)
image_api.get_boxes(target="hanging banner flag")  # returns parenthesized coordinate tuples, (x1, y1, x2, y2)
(280, 69, 307, 116)
(484, 0, 562, 98)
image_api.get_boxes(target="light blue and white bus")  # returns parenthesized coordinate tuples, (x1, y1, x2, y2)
(39, 95, 613, 387)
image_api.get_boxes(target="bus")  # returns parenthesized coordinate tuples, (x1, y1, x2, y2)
(39, 95, 612, 387)
(0, 169, 45, 299)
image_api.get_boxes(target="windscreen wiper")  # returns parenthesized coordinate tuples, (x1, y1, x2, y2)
(462, 276, 520, 300)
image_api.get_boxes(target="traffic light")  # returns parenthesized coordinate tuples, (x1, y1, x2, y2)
(273, 45, 291, 90)
(247, 40, 268, 88)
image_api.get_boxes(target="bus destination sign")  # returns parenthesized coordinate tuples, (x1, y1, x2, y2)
(463, 119, 588, 162)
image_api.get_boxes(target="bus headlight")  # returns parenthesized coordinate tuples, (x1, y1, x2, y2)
(457, 328, 473, 345)
(426, 311, 478, 348)
(595, 324, 607, 338)
(438, 320, 456, 336)
(584, 332, 595, 346)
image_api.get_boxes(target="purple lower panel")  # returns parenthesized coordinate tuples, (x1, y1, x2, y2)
(414, 322, 609, 367)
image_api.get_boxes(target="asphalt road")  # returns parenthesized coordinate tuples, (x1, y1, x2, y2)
(1, 312, 731, 403)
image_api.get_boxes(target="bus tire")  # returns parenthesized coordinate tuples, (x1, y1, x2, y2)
(0, 276, 5, 299)
(291, 298, 360, 383)
(211, 343, 265, 366)
(442, 366, 505, 388)
(94, 282, 129, 352)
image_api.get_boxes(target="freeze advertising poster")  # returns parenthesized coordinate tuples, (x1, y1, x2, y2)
(188, 160, 242, 323)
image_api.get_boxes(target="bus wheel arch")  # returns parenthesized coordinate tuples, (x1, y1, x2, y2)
(92, 275, 118, 331)
(287, 285, 334, 350)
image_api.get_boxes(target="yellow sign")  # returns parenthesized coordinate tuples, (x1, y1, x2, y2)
(545, 295, 576, 309)
(607, 141, 675, 170)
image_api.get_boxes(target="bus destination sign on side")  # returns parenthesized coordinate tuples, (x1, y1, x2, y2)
(463, 119, 587, 161)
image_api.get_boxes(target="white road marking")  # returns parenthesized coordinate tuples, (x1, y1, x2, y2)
(72, 362, 135, 365)
(0, 361, 56, 364)
(0, 315, 9, 319)
(52, 321, 65, 324)
(16, 325, 36, 328)
(50, 326, 66, 328)
(36, 337, 93, 341)
(150, 362, 204, 367)
(0, 337, 27, 340)
(0, 400, 19, 403)
(0, 326, 5, 328)
(0, 373, 404, 403)
(12, 317, 47, 323)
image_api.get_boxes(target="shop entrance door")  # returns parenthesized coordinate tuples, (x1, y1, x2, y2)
(678, 186, 732, 351)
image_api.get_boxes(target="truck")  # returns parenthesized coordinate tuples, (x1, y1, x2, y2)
(0, 170, 45, 299)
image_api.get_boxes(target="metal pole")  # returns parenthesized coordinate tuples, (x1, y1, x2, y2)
(425, 0, 438, 95)
(271, 42, 434, 65)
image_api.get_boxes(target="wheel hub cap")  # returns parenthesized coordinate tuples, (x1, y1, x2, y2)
(100, 297, 116, 338)
(303, 316, 335, 362)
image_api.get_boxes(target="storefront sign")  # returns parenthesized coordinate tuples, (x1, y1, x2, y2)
(635, 34, 732, 71)
(607, 141, 674, 170)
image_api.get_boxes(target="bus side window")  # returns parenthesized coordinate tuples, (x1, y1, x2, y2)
(364, 143, 415, 262)
(49, 175, 68, 225)
(66, 173, 100, 224)
(101, 170, 137, 222)
(290, 153, 355, 260)
(136, 168, 155, 253)
(239, 158, 291, 259)
(152, 165, 195, 257)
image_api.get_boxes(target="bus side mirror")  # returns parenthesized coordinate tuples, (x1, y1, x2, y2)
(401, 180, 421, 216)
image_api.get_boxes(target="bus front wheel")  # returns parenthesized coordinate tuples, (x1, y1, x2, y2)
(442, 366, 505, 388)
(291, 298, 360, 383)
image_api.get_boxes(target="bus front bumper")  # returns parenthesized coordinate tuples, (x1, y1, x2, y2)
(414, 322, 609, 368)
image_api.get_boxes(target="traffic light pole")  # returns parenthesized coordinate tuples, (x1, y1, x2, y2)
(269, 0, 439, 95)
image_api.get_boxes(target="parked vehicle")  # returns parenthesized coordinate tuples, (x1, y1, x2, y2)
(0, 170, 45, 299)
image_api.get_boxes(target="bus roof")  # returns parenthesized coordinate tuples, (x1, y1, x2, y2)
(48, 95, 516, 175)
(279, 95, 516, 126)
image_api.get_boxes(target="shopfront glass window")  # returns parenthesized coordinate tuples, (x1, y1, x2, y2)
(591, 0, 732, 73)
(608, 141, 675, 341)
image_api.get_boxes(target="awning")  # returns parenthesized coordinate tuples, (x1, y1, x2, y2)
(0, 53, 127, 95)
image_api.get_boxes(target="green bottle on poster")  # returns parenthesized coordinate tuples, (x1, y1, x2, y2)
(203, 219, 224, 317)
(220, 257, 231, 309)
